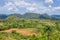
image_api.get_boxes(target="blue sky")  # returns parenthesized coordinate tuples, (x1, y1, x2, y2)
(0, 0, 60, 15)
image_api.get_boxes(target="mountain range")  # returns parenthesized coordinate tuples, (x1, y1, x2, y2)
(0, 13, 60, 20)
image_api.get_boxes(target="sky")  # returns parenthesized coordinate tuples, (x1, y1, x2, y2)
(0, 0, 60, 15)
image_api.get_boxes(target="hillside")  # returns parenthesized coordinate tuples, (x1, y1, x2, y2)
(0, 13, 60, 20)
(51, 15, 60, 20)
(0, 14, 8, 19)
(0, 15, 60, 40)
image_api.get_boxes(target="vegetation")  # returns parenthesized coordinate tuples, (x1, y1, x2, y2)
(0, 14, 60, 40)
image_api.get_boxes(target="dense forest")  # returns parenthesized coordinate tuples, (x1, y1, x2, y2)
(0, 13, 60, 40)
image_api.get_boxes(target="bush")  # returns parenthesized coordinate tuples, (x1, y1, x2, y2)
(11, 30, 16, 34)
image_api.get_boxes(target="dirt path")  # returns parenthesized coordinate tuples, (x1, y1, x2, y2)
(0, 28, 36, 36)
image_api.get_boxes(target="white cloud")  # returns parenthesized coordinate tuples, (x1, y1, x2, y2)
(52, 7, 60, 12)
(45, 0, 53, 4)
(0, 2, 19, 13)
(14, 1, 31, 7)
(49, 5, 52, 7)
(27, 7, 36, 11)
(0, 0, 48, 14)
(54, 7, 60, 10)
(13, 0, 38, 12)
(11, 0, 60, 14)
(4, 2, 14, 11)
(0, 0, 60, 15)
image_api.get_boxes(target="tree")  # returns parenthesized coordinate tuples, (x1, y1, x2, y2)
(44, 26, 54, 40)
(55, 22, 60, 31)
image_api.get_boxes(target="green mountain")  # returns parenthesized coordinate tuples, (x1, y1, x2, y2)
(0, 14, 8, 19)
(23, 13, 40, 19)
(0, 13, 60, 20)
(39, 14, 51, 19)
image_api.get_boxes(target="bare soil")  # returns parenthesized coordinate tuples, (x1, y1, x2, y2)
(0, 28, 36, 36)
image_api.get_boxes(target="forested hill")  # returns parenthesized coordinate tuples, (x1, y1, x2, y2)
(51, 15, 60, 20)
(0, 14, 8, 19)
(0, 13, 60, 20)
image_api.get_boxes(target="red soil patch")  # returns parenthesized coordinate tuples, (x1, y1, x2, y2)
(0, 28, 36, 36)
